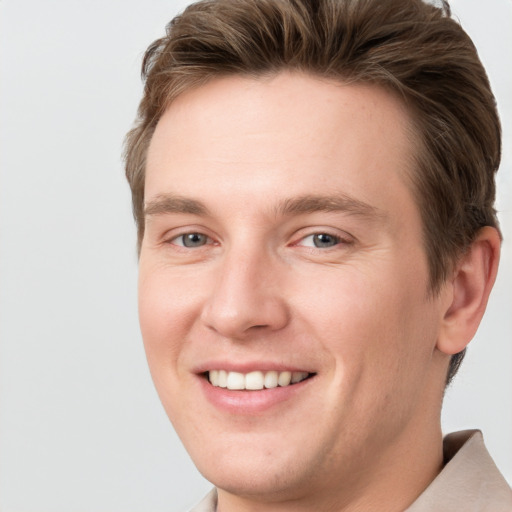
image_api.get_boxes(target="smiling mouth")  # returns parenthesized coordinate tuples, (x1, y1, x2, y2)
(206, 370, 314, 390)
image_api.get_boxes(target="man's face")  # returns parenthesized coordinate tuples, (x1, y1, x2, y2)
(139, 73, 450, 501)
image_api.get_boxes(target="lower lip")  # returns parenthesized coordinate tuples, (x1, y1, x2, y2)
(199, 375, 313, 415)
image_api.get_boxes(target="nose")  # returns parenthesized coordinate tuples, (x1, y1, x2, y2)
(200, 245, 290, 340)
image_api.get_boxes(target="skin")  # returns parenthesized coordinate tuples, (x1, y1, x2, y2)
(138, 72, 500, 511)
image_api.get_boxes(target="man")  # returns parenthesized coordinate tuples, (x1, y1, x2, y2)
(124, 0, 511, 510)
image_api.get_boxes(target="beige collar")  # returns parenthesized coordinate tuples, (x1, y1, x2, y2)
(406, 430, 512, 511)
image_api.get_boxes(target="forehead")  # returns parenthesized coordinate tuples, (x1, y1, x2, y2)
(145, 72, 418, 220)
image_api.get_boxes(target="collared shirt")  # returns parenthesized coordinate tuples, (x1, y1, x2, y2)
(188, 430, 512, 511)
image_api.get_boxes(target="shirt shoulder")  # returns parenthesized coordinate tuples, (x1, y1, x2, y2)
(406, 430, 512, 512)
(187, 488, 217, 512)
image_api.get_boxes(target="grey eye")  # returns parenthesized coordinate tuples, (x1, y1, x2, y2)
(312, 233, 339, 248)
(179, 233, 209, 247)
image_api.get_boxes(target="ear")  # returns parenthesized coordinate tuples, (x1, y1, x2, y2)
(437, 226, 501, 356)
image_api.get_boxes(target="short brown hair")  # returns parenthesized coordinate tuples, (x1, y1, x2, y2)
(124, 0, 501, 383)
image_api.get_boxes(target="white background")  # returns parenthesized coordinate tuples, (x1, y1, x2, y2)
(0, 1, 510, 511)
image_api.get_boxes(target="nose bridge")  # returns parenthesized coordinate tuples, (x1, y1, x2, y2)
(200, 237, 289, 338)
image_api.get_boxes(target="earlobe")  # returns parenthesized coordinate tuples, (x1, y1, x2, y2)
(437, 226, 501, 356)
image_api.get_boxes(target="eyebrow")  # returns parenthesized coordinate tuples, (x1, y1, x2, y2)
(275, 194, 384, 220)
(144, 192, 384, 220)
(144, 194, 210, 217)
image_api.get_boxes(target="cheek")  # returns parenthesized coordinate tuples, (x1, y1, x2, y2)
(308, 271, 439, 449)
(137, 268, 201, 426)
(302, 262, 436, 386)
(137, 266, 197, 373)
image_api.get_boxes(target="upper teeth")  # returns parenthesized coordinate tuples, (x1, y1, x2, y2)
(208, 370, 310, 390)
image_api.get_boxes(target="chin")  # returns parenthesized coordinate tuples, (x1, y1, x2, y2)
(201, 460, 311, 501)
(185, 432, 324, 501)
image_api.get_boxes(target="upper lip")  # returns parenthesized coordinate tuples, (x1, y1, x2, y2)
(193, 361, 315, 375)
